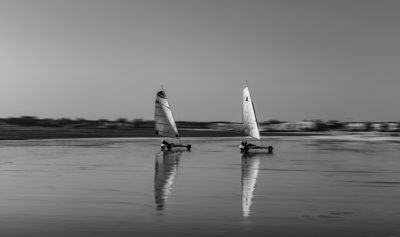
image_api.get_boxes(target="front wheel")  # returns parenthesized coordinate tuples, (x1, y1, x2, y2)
(268, 146, 273, 153)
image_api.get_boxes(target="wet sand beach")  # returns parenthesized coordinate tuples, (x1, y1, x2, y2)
(0, 136, 399, 236)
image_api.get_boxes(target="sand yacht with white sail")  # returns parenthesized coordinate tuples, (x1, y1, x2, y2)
(239, 83, 273, 153)
(155, 88, 191, 151)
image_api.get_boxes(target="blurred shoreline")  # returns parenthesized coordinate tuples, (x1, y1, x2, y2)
(0, 117, 398, 140)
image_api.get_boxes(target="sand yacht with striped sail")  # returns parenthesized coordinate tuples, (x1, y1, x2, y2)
(155, 87, 191, 151)
(239, 82, 273, 153)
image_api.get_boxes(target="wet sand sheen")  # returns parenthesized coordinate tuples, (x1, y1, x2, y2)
(0, 137, 399, 236)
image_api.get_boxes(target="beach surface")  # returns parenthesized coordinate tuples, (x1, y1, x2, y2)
(0, 136, 400, 236)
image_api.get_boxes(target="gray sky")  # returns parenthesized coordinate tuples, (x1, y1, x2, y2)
(1, 0, 400, 122)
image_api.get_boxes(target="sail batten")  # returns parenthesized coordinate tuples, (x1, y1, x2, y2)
(242, 87, 261, 140)
(155, 90, 180, 138)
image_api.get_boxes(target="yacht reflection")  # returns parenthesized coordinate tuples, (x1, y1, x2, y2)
(241, 152, 260, 217)
(154, 150, 182, 211)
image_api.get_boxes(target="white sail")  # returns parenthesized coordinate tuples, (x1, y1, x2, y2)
(243, 87, 261, 140)
(154, 151, 181, 210)
(242, 153, 260, 217)
(155, 90, 180, 138)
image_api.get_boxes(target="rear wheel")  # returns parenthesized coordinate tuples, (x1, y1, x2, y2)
(167, 144, 172, 151)
(186, 144, 191, 151)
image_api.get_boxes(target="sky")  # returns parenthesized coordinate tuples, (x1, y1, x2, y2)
(1, 0, 400, 122)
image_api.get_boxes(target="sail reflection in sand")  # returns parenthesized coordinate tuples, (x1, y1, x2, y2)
(241, 153, 260, 217)
(154, 151, 182, 210)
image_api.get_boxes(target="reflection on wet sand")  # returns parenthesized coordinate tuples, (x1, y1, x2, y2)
(154, 150, 182, 210)
(241, 152, 260, 217)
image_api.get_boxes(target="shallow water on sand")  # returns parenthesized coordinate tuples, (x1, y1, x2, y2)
(0, 136, 400, 237)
